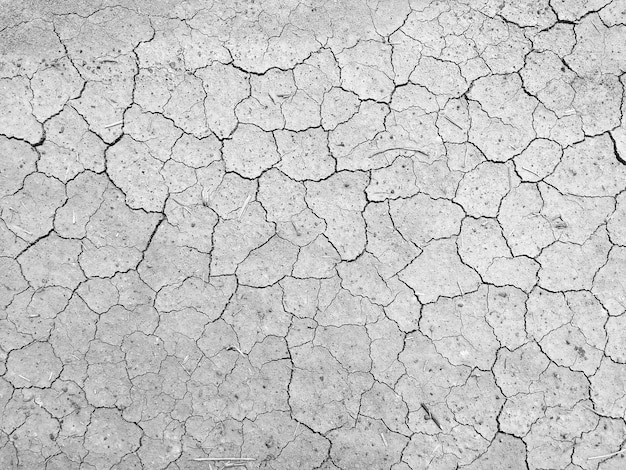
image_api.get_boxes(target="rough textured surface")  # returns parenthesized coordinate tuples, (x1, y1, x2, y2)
(1, 1, 626, 469)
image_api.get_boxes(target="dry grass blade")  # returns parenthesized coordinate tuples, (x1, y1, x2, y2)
(457, 280, 465, 296)
(588, 448, 626, 460)
(580, 404, 601, 415)
(291, 220, 301, 236)
(11, 224, 33, 236)
(103, 120, 124, 129)
(229, 345, 246, 357)
(520, 166, 541, 178)
(420, 402, 442, 430)
(237, 194, 252, 220)
(442, 114, 463, 130)
(201, 188, 211, 207)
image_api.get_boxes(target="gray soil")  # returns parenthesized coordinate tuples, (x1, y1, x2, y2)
(1, 0, 626, 469)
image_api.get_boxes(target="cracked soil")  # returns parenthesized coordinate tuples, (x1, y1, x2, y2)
(1, 0, 626, 469)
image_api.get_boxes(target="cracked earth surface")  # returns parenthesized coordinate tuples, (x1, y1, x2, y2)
(1, 0, 626, 469)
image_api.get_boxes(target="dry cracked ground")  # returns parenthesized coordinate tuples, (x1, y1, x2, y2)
(1, 0, 626, 469)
